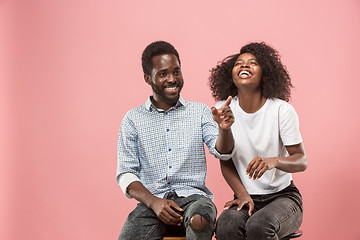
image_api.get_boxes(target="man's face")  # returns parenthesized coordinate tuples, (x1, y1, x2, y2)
(146, 54, 183, 106)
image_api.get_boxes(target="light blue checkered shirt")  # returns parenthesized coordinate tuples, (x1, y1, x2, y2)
(117, 96, 232, 200)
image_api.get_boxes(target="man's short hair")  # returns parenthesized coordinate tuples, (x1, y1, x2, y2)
(141, 41, 181, 75)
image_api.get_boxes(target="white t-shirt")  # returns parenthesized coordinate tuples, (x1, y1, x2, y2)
(215, 96, 302, 195)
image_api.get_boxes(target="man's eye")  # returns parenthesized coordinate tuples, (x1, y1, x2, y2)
(174, 71, 181, 75)
(159, 72, 167, 77)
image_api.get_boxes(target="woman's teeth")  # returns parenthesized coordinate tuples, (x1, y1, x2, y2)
(239, 70, 250, 77)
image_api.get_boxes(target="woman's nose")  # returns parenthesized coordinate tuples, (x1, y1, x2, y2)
(241, 62, 250, 68)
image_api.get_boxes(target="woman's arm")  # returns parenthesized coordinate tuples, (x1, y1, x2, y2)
(220, 159, 254, 216)
(246, 142, 307, 180)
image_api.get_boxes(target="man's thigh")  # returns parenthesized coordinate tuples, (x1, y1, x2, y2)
(119, 203, 165, 240)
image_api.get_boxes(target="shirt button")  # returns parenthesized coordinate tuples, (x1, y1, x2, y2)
(169, 166, 172, 168)
(169, 148, 171, 151)
(166, 128, 169, 132)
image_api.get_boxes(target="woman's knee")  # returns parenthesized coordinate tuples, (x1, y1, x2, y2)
(245, 217, 275, 240)
(215, 209, 247, 240)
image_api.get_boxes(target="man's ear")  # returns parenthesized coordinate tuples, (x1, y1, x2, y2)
(144, 74, 151, 85)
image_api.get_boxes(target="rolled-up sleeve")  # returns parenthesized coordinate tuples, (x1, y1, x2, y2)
(201, 105, 235, 160)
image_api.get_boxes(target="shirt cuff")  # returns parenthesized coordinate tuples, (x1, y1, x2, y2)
(213, 146, 236, 160)
(119, 173, 141, 199)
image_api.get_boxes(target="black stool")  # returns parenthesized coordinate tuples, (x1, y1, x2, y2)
(281, 230, 303, 239)
(163, 230, 302, 240)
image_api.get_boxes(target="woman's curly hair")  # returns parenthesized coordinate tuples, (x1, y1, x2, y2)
(209, 42, 293, 102)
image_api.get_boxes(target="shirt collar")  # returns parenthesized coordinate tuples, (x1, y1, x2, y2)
(145, 95, 186, 112)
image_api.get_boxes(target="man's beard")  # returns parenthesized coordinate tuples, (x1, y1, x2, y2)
(150, 81, 183, 105)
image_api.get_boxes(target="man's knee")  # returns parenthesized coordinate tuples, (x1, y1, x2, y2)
(190, 214, 208, 231)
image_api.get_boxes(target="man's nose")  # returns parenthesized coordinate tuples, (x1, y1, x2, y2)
(167, 73, 176, 82)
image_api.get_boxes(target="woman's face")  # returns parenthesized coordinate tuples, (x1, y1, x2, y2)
(232, 53, 262, 90)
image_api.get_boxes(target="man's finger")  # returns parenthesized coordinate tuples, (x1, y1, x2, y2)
(223, 96, 232, 107)
(211, 107, 218, 115)
(169, 201, 183, 212)
(166, 202, 184, 221)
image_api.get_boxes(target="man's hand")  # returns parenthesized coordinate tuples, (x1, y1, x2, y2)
(246, 157, 278, 180)
(149, 198, 184, 226)
(212, 96, 234, 130)
(223, 195, 254, 216)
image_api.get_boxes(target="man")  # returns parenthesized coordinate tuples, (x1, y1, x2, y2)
(117, 41, 234, 240)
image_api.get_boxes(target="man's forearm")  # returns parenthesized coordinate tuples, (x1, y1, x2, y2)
(127, 181, 159, 209)
(216, 128, 234, 154)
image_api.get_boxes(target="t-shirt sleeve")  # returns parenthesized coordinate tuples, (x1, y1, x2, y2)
(279, 103, 303, 146)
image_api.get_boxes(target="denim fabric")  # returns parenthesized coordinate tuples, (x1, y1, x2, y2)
(119, 193, 217, 240)
(215, 181, 303, 240)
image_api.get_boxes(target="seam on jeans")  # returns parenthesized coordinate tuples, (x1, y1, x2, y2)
(144, 224, 161, 240)
(277, 204, 302, 226)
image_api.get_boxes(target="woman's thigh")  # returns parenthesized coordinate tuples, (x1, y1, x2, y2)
(246, 196, 303, 239)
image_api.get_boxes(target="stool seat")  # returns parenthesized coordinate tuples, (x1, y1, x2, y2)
(162, 230, 302, 240)
(162, 237, 185, 240)
(281, 230, 303, 239)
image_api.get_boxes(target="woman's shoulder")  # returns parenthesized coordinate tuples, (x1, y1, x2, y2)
(267, 98, 295, 110)
(266, 98, 299, 122)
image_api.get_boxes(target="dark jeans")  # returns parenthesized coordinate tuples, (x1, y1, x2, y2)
(119, 192, 217, 240)
(215, 181, 303, 240)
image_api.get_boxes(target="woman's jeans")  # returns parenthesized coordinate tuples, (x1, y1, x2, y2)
(119, 192, 217, 240)
(215, 181, 303, 240)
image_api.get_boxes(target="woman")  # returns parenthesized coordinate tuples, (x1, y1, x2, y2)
(210, 42, 307, 240)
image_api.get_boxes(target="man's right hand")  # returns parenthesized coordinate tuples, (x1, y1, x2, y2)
(211, 96, 234, 130)
(149, 197, 184, 226)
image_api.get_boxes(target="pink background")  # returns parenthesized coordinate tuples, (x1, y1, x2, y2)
(2, 0, 360, 239)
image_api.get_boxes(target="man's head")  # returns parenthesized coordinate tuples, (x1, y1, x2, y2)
(142, 41, 183, 109)
(142, 41, 181, 75)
